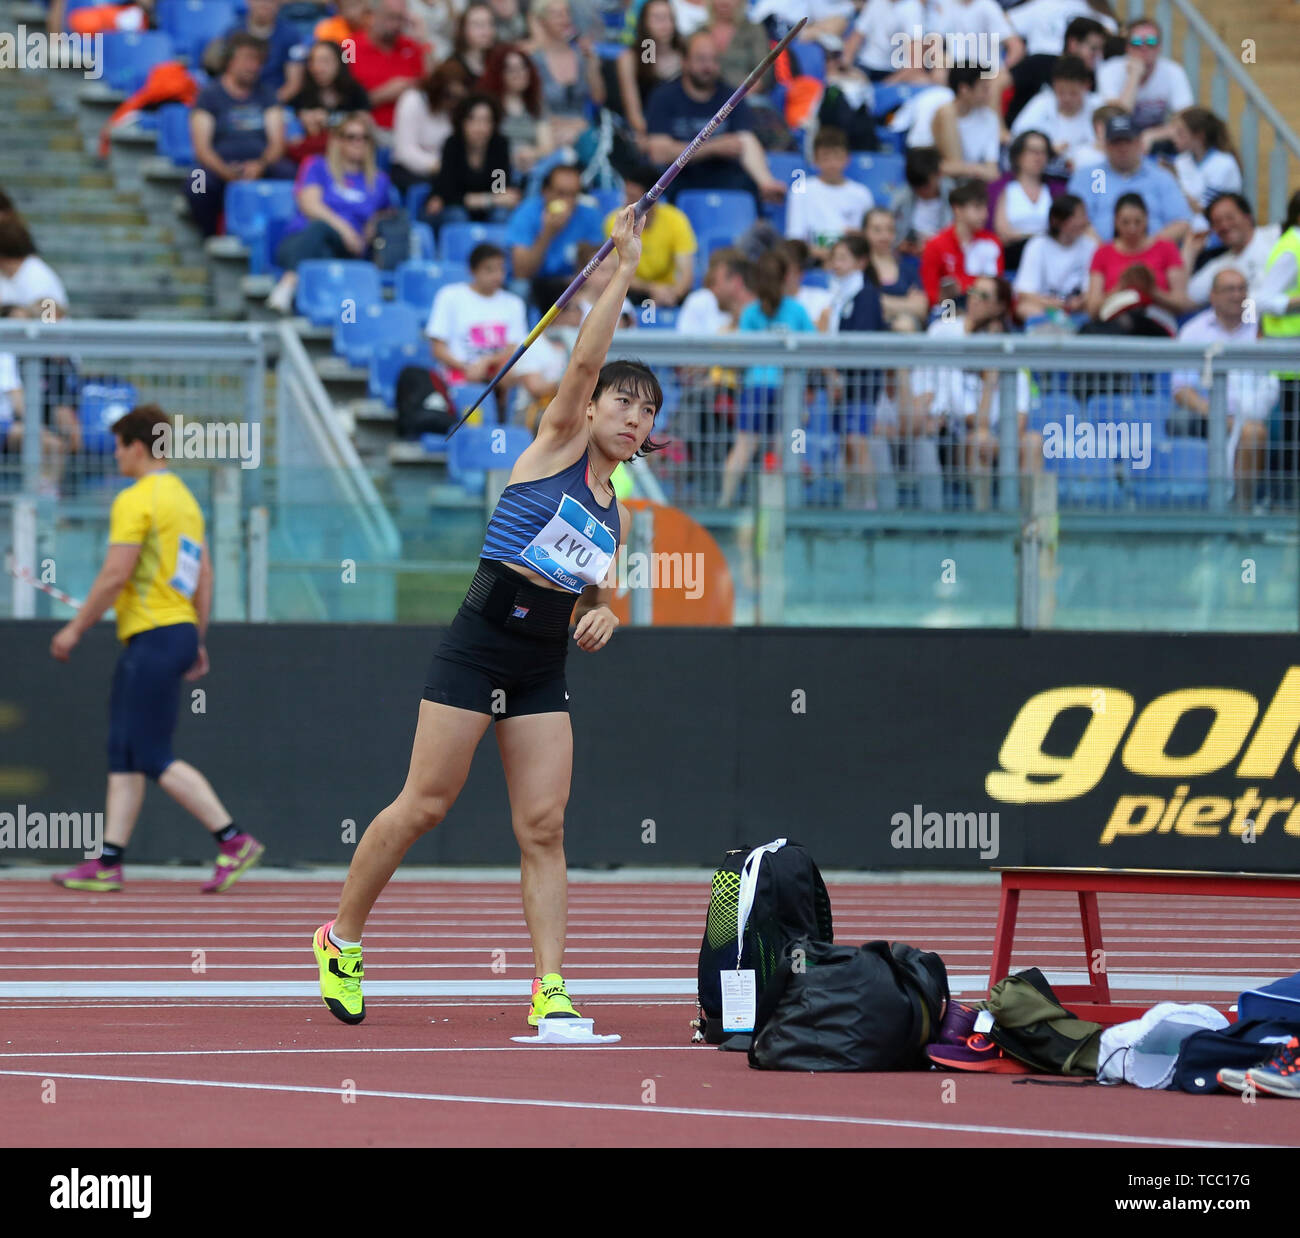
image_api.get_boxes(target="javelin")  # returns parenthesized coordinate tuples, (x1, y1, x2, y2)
(5, 554, 83, 609)
(445, 15, 808, 438)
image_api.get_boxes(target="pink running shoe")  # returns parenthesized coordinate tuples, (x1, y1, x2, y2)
(52, 859, 123, 892)
(201, 833, 265, 893)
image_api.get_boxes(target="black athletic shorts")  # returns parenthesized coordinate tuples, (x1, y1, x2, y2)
(423, 559, 579, 720)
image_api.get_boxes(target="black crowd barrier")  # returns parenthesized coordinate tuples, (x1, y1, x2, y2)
(3, 621, 1300, 872)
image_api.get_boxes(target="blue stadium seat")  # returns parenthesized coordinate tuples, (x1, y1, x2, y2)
(157, 103, 194, 167)
(1085, 394, 1170, 441)
(333, 302, 424, 367)
(102, 32, 176, 94)
(872, 82, 927, 119)
(447, 385, 499, 432)
(410, 221, 436, 260)
(256, 216, 294, 278)
(294, 260, 383, 325)
(1131, 439, 1210, 507)
(79, 381, 138, 452)
(159, 0, 235, 65)
(370, 340, 426, 406)
(439, 222, 510, 266)
(676, 190, 756, 238)
(845, 152, 905, 207)
(447, 423, 531, 491)
(802, 271, 830, 290)
(793, 41, 826, 81)
(591, 187, 623, 218)
(876, 129, 907, 155)
(395, 260, 464, 313)
(1027, 392, 1082, 435)
(224, 179, 296, 243)
(283, 110, 306, 142)
(1043, 448, 1122, 508)
(644, 306, 679, 329)
(766, 152, 806, 190)
(407, 183, 433, 220)
(595, 41, 624, 61)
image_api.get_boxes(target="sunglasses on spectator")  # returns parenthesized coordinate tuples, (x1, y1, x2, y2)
(1130, 35, 1160, 46)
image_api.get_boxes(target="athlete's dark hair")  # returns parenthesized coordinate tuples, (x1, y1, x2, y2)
(111, 403, 173, 449)
(591, 359, 667, 457)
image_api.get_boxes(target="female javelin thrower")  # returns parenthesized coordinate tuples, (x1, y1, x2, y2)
(313, 206, 660, 1026)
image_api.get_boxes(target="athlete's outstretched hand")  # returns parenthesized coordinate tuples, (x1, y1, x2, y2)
(574, 604, 618, 652)
(50, 623, 79, 661)
(185, 643, 209, 681)
(610, 205, 645, 270)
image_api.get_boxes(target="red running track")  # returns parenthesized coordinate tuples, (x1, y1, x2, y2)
(2, 878, 1297, 1147)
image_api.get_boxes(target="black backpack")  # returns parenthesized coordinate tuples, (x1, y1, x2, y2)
(748, 938, 949, 1071)
(694, 840, 833, 1045)
(1171, 1019, 1300, 1094)
(395, 365, 456, 437)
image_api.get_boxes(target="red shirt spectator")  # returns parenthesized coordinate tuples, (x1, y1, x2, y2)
(350, 0, 429, 129)
(1090, 236, 1183, 293)
(919, 180, 1004, 306)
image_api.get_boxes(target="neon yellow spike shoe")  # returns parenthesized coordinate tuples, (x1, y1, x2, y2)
(528, 972, 581, 1026)
(313, 920, 365, 1025)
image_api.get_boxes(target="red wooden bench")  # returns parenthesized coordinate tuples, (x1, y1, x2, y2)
(990, 868, 1300, 1024)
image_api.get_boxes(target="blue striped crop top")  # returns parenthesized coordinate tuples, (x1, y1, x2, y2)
(480, 452, 621, 594)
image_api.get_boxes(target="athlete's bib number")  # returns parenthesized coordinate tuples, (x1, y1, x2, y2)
(519, 494, 616, 593)
(169, 534, 202, 598)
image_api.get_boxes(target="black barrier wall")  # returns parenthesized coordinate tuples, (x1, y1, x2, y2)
(3, 621, 1300, 872)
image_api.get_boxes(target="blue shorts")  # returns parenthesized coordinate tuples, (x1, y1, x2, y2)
(833, 403, 875, 437)
(108, 622, 199, 778)
(737, 386, 781, 435)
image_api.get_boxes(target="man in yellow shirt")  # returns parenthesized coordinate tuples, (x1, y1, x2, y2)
(48, 405, 264, 894)
(603, 163, 698, 309)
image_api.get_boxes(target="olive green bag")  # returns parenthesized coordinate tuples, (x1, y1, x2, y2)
(985, 967, 1103, 1076)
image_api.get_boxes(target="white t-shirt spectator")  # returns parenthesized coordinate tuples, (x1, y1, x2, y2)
(1095, 56, 1194, 131)
(425, 282, 527, 381)
(914, 316, 1030, 429)
(0, 255, 69, 313)
(1174, 148, 1243, 232)
(1013, 232, 1097, 300)
(785, 176, 875, 249)
(796, 283, 833, 326)
(391, 88, 454, 179)
(852, 0, 925, 74)
(677, 287, 732, 335)
(924, 0, 1014, 67)
(1002, 181, 1052, 236)
(1011, 89, 1101, 168)
(958, 105, 1002, 165)
(1008, 0, 1117, 57)
(0, 352, 19, 425)
(669, 0, 712, 37)
(1186, 223, 1282, 307)
(893, 84, 952, 147)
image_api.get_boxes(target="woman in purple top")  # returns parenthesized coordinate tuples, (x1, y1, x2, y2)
(267, 113, 394, 313)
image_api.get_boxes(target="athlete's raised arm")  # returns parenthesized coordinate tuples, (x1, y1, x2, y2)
(535, 206, 644, 448)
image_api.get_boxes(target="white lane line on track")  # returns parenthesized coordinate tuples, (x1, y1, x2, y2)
(0, 1069, 1274, 1148)
(0, 1046, 691, 1058)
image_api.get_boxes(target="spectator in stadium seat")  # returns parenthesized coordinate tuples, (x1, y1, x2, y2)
(266, 113, 395, 313)
(603, 163, 696, 309)
(1067, 100, 1122, 173)
(423, 93, 521, 232)
(450, 2, 500, 86)
(488, 0, 530, 44)
(391, 61, 470, 194)
(919, 179, 1004, 308)
(530, 0, 606, 149)
(1172, 267, 1277, 506)
(1066, 112, 1190, 243)
(212, 0, 308, 103)
(507, 162, 603, 309)
(836, 0, 928, 86)
(912, 274, 1042, 509)
(187, 34, 295, 239)
(479, 44, 556, 177)
(617, 0, 684, 147)
(424, 242, 528, 393)
(1168, 107, 1243, 234)
(285, 39, 371, 163)
(1013, 192, 1095, 322)
(1261, 190, 1300, 502)
(0, 351, 67, 497)
(314, 0, 367, 47)
(1085, 192, 1186, 319)
(645, 29, 785, 205)
(992, 130, 1056, 270)
(892, 147, 952, 253)
(777, 238, 833, 325)
(706, 0, 772, 93)
(1010, 55, 1100, 176)
(718, 249, 816, 507)
(1094, 17, 1192, 151)
(828, 263, 888, 507)
(1184, 193, 1282, 310)
(861, 207, 928, 330)
(930, 66, 1004, 185)
(1007, 12, 1110, 124)
(784, 127, 874, 263)
(350, 0, 433, 130)
(677, 245, 738, 335)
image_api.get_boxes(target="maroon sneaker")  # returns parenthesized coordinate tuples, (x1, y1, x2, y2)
(52, 858, 123, 892)
(201, 833, 265, 893)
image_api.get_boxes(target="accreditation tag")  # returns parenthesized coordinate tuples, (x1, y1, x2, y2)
(974, 1010, 995, 1034)
(721, 969, 756, 1032)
